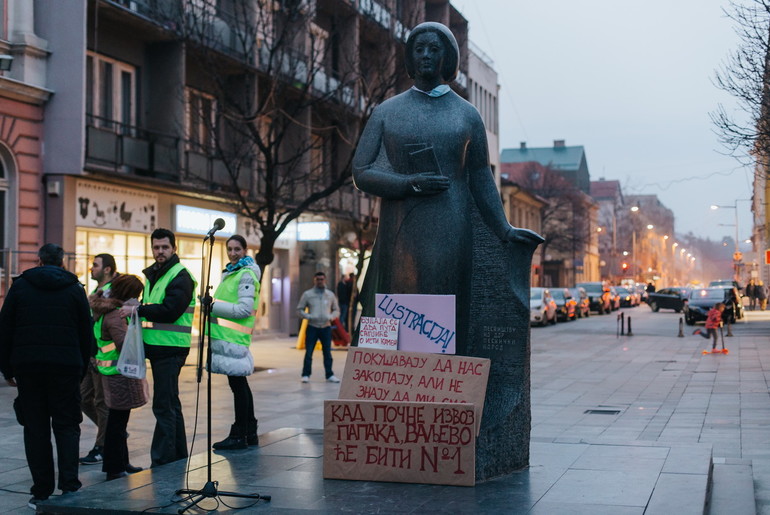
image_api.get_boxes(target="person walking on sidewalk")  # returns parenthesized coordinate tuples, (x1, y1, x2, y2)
(208, 235, 261, 450)
(758, 281, 767, 311)
(119, 228, 196, 467)
(693, 302, 725, 350)
(90, 274, 147, 480)
(80, 253, 119, 466)
(0, 244, 93, 509)
(297, 272, 341, 383)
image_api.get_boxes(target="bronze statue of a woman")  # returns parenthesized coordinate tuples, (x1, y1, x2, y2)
(353, 22, 543, 355)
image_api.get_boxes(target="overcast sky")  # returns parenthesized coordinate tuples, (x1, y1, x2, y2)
(452, 0, 754, 245)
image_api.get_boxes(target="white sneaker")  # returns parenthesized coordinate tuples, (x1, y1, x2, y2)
(327, 375, 340, 383)
(301, 376, 310, 383)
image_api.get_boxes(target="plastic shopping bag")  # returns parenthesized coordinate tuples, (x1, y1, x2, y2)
(116, 315, 146, 379)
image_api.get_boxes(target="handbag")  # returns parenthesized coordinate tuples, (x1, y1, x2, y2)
(116, 314, 146, 379)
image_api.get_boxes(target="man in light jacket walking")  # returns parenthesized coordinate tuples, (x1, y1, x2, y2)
(297, 272, 340, 384)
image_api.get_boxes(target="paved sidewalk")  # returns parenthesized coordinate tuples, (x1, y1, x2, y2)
(0, 307, 767, 513)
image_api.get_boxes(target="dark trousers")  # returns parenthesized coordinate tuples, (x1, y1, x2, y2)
(227, 375, 257, 436)
(80, 363, 108, 448)
(339, 304, 349, 331)
(102, 409, 130, 474)
(699, 328, 719, 347)
(302, 325, 334, 378)
(16, 371, 82, 499)
(148, 353, 187, 466)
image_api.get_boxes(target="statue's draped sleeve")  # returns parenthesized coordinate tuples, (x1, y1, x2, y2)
(466, 110, 515, 242)
(353, 106, 410, 200)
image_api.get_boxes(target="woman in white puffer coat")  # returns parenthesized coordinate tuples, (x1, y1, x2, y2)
(209, 234, 261, 450)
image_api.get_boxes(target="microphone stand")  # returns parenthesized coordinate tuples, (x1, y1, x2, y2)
(175, 233, 270, 513)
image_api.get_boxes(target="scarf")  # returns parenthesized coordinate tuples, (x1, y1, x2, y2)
(225, 255, 256, 273)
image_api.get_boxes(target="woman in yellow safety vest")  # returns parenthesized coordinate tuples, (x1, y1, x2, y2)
(90, 274, 148, 480)
(209, 234, 261, 450)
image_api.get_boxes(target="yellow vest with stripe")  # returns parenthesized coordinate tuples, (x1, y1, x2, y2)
(209, 268, 259, 346)
(94, 313, 120, 376)
(142, 263, 197, 348)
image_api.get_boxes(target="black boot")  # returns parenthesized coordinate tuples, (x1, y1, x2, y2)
(213, 425, 247, 450)
(247, 420, 259, 446)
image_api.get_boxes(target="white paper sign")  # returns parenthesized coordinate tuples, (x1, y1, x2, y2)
(375, 294, 456, 354)
(357, 316, 399, 350)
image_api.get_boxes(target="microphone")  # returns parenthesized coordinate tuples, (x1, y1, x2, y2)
(203, 218, 225, 241)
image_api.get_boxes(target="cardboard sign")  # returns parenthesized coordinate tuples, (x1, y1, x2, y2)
(340, 348, 490, 433)
(375, 293, 455, 354)
(323, 400, 476, 486)
(357, 316, 399, 350)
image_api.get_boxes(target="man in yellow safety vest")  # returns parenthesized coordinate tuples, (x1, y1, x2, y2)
(119, 228, 196, 467)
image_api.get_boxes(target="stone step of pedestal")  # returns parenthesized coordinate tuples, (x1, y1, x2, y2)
(707, 459, 756, 515)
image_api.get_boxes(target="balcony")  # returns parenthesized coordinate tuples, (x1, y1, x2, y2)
(85, 115, 252, 194)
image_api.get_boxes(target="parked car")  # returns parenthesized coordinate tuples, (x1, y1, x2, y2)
(709, 279, 742, 292)
(576, 282, 612, 314)
(647, 287, 691, 313)
(569, 287, 591, 318)
(608, 286, 621, 311)
(616, 286, 639, 307)
(530, 287, 557, 326)
(550, 287, 576, 322)
(684, 287, 741, 325)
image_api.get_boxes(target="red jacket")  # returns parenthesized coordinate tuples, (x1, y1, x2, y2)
(705, 308, 722, 329)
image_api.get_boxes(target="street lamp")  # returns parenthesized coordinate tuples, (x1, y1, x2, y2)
(711, 198, 751, 283)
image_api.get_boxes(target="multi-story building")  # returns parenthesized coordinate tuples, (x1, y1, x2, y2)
(467, 42, 499, 186)
(620, 194, 675, 285)
(10, 0, 483, 332)
(590, 178, 624, 282)
(0, 1, 53, 299)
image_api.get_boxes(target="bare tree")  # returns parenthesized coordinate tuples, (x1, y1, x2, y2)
(712, 0, 770, 162)
(158, 0, 411, 274)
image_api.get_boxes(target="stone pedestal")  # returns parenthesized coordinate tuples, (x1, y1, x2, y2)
(466, 208, 534, 480)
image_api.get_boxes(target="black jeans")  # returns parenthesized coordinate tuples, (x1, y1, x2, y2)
(102, 409, 130, 474)
(16, 371, 82, 499)
(148, 353, 188, 466)
(302, 325, 334, 378)
(227, 375, 257, 436)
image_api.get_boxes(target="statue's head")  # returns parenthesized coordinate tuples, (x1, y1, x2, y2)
(405, 22, 459, 83)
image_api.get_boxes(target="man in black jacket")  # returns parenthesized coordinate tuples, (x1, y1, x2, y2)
(0, 244, 93, 508)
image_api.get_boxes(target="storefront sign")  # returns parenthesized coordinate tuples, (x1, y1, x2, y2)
(339, 347, 490, 433)
(323, 400, 476, 486)
(76, 180, 157, 233)
(375, 294, 456, 354)
(175, 205, 235, 237)
(297, 221, 330, 241)
(357, 317, 399, 350)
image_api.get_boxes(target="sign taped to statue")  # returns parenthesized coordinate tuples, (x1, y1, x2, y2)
(323, 399, 476, 486)
(375, 293, 455, 354)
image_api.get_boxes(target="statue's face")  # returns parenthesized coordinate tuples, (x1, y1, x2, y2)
(411, 31, 445, 80)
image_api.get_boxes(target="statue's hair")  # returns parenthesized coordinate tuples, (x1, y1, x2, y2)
(405, 22, 459, 83)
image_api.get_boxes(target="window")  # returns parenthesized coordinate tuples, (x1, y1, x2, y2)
(86, 52, 137, 132)
(0, 159, 6, 249)
(186, 88, 216, 152)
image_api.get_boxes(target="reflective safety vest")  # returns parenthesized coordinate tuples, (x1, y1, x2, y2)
(94, 313, 120, 376)
(209, 268, 259, 347)
(141, 263, 197, 348)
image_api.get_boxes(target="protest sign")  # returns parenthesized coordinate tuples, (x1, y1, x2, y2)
(357, 316, 399, 350)
(323, 400, 476, 486)
(375, 293, 455, 354)
(339, 348, 490, 433)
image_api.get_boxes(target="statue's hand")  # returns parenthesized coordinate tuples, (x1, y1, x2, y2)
(506, 226, 545, 246)
(408, 173, 450, 196)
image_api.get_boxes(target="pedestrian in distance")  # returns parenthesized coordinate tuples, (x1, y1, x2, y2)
(693, 302, 725, 351)
(746, 279, 757, 311)
(0, 244, 93, 509)
(297, 272, 341, 383)
(80, 253, 119, 466)
(118, 228, 197, 467)
(758, 281, 767, 311)
(336, 274, 353, 332)
(90, 274, 148, 481)
(208, 235, 261, 451)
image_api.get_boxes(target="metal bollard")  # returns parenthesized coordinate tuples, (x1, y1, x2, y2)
(627, 316, 633, 336)
(678, 318, 684, 337)
(617, 312, 624, 337)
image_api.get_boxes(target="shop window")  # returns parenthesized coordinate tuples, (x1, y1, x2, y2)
(86, 52, 137, 132)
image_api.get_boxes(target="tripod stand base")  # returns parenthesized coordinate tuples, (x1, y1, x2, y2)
(176, 481, 270, 514)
